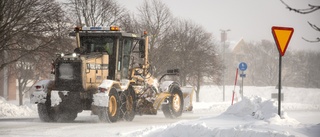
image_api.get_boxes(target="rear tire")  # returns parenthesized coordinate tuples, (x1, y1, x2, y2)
(37, 94, 59, 122)
(162, 87, 183, 118)
(98, 88, 120, 123)
(37, 103, 57, 122)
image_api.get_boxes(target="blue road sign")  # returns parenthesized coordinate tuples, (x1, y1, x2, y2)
(239, 62, 247, 71)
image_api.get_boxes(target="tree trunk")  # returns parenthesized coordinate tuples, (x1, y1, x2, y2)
(196, 90, 199, 102)
(196, 71, 201, 102)
(19, 84, 23, 106)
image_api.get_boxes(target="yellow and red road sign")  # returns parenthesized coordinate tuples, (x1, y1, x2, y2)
(271, 26, 294, 56)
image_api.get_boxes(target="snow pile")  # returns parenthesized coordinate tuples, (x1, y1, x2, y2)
(126, 122, 215, 137)
(126, 96, 300, 137)
(223, 96, 299, 125)
(0, 97, 37, 117)
(126, 121, 295, 137)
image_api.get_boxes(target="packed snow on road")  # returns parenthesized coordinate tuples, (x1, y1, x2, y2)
(1, 86, 319, 137)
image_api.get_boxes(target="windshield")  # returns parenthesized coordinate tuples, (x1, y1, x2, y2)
(81, 36, 114, 54)
(59, 63, 74, 80)
(121, 39, 133, 79)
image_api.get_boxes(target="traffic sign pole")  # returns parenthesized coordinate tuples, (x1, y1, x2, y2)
(278, 53, 282, 116)
(241, 71, 244, 99)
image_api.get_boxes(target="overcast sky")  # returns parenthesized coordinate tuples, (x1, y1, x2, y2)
(117, 0, 320, 52)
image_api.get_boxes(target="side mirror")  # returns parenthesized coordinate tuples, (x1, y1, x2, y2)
(139, 40, 145, 58)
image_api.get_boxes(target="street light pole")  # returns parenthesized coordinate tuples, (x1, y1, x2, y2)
(220, 29, 230, 102)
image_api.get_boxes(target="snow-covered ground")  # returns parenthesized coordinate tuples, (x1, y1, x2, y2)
(0, 86, 320, 137)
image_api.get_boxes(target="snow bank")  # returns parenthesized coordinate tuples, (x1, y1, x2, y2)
(223, 96, 299, 125)
(125, 122, 215, 137)
(126, 122, 294, 137)
(126, 96, 300, 137)
(0, 97, 37, 117)
(223, 96, 276, 119)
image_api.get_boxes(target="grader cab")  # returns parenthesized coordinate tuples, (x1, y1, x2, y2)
(30, 26, 194, 122)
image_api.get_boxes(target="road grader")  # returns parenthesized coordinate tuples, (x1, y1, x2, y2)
(30, 26, 194, 122)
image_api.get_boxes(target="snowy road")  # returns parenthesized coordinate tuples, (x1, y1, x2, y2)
(0, 111, 218, 136)
(1, 86, 320, 137)
(0, 110, 218, 137)
(1, 109, 319, 137)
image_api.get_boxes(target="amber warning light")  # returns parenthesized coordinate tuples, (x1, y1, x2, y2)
(110, 26, 120, 31)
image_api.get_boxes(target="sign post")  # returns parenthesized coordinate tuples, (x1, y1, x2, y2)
(238, 62, 247, 99)
(271, 26, 294, 116)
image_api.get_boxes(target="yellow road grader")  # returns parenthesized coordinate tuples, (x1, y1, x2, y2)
(30, 26, 194, 122)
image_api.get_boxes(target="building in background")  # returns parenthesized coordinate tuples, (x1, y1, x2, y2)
(0, 67, 17, 100)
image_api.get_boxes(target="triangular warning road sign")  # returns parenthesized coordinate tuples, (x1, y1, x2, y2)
(272, 26, 294, 56)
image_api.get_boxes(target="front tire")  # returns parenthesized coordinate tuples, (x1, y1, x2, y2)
(98, 88, 120, 123)
(162, 87, 183, 118)
(120, 86, 136, 121)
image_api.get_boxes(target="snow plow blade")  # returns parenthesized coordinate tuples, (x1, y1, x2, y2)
(181, 86, 194, 111)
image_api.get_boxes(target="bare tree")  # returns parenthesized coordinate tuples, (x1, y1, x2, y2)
(191, 49, 220, 102)
(159, 19, 219, 102)
(280, 0, 320, 42)
(286, 51, 320, 88)
(137, 0, 173, 65)
(0, 0, 74, 103)
(66, 0, 125, 27)
(254, 40, 278, 86)
(118, 13, 141, 33)
(0, 0, 70, 71)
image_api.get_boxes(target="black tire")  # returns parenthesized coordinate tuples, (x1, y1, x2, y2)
(120, 86, 136, 121)
(162, 87, 184, 119)
(37, 103, 58, 122)
(98, 88, 120, 123)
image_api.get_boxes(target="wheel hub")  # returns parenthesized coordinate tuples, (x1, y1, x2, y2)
(172, 94, 181, 112)
(109, 96, 117, 116)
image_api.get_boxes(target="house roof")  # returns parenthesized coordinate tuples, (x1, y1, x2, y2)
(228, 38, 245, 52)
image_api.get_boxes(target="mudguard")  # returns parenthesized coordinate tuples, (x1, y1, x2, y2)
(30, 80, 52, 104)
(146, 81, 177, 110)
(92, 79, 130, 107)
(181, 86, 194, 111)
(159, 81, 179, 92)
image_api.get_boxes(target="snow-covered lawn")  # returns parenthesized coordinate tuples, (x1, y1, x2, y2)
(0, 86, 319, 137)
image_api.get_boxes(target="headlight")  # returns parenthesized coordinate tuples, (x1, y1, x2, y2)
(72, 53, 77, 57)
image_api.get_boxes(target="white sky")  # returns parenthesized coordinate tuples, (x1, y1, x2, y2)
(117, 0, 320, 51)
